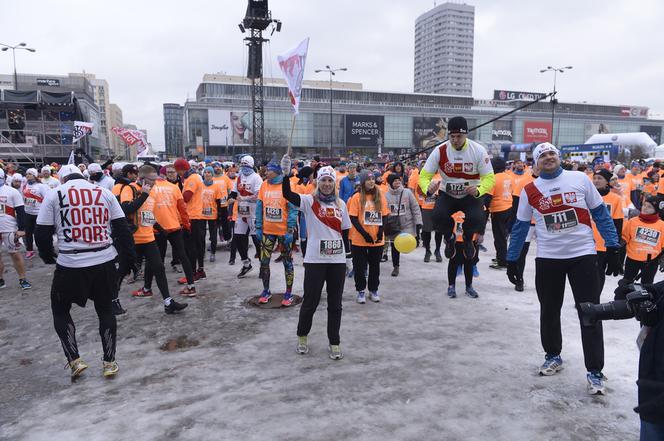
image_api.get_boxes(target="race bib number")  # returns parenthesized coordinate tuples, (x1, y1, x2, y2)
(265, 207, 282, 222)
(364, 211, 382, 226)
(238, 203, 251, 216)
(0, 202, 6, 214)
(140, 211, 156, 226)
(543, 209, 578, 234)
(202, 207, 213, 216)
(635, 226, 660, 246)
(389, 204, 405, 216)
(445, 182, 468, 197)
(455, 221, 463, 235)
(319, 239, 343, 257)
(24, 198, 36, 207)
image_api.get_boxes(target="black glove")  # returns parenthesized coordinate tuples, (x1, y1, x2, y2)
(361, 231, 374, 244)
(506, 261, 520, 285)
(605, 245, 624, 277)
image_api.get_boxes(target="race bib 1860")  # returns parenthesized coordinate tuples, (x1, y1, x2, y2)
(265, 207, 282, 222)
(445, 182, 467, 196)
(543, 209, 578, 234)
(319, 239, 343, 257)
(364, 211, 382, 226)
(635, 226, 660, 246)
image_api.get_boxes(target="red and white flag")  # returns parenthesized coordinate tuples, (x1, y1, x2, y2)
(112, 127, 148, 154)
(277, 37, 309, 114)
(73, 121, 94, 143)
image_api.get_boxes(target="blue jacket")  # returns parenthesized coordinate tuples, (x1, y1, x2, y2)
(340, 175, 359, 203)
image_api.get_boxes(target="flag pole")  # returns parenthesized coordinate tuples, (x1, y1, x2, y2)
(287, 113, 296, 156)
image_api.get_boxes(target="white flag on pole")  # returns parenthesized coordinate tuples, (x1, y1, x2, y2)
(67, 149, 75, 165)
(277, 38, 309, 114)
(72, 121, 94, 143)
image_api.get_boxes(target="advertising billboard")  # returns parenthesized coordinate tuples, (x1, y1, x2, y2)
(584, 123, 611, 139)
(208, 110, 253, 146)
(208, 109, 230, 146)
(412, 117, 448, 147)
(523, 121, 552, 143)
(640, 125, 662, 145)
(493, 90, 546, 102)
(621, 106, 649, 118)
(491, 120, 513, 141)
(345, 114, 384, 147)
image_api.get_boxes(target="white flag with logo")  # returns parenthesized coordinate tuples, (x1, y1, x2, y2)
(277, 37, 309, 114)
(73, 121, 94, 143)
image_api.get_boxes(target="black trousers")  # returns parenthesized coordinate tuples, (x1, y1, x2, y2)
(624, 256, 658, 285)
(24, 213, 38, 251)
(51, 261, 117, 363)
(597, 251, 607, 293)
(433, 192, 485, 240)
(535, 255, 604, 372)
(137, 241, 170, 299)
(154, 229, 195, 285)
(491, 209, 512, 266)
(206, 219, 218, 253)
(185, 219, 206, 269)
(352, 245, 383, 292)
(297, 263, 346, 345)
(516, 241, 530, 279)
(421, 231, 443, 252)
(217, 207, 232, 241)
(229, 221, 237, 259)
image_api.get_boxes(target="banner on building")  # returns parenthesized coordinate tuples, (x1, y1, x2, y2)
(277, 37, 309, 114)
(412, 117, 448, 148)
(72, 121, 94, 143)
(640, 125, 662, 145)
(492, 120, 513, 141)
(345, 115, 384, 147)
(208, 109, 231, 146)
(112, 127, 148, 154)
(584, 123, 611, 139)
(523, 121, 552, 143)
(621, 106, 649, 118)
(494, 90, 547, 102)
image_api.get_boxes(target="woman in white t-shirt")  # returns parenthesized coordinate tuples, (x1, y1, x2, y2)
(22, 168, 49, 259)
(281, 159, 351, 361)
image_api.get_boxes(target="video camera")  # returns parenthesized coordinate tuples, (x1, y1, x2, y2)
(579, 282, 660, 328)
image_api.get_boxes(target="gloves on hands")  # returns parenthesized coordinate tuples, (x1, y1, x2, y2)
(506, 261, 521, 286)
(605, 245, 624, 277)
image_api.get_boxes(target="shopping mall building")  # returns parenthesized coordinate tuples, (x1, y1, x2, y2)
(176, 74, 664, 161)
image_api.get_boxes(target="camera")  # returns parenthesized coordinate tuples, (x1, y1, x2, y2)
(579, 283, 660, 327)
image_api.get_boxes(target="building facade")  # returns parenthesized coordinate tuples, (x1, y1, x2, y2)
(163, 103, 184, 157)
(177, 74, 664, 161)
(108, 103, 124, 157)
(414, 2, 475, 96)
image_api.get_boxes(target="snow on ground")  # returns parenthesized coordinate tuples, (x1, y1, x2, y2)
(0, 230, 644, 441)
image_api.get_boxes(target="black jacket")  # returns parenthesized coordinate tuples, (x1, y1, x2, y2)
(636, 281, 664, 423)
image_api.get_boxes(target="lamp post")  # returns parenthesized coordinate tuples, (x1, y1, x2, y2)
(315, 66, 347, 158)
(539, 65, 572, 144)
(0, 42, 37, 90)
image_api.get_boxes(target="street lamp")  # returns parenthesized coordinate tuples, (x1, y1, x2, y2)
(0, 42, 37, 90)
(315, 65, 347, 157)
(540, 65, 572, 144)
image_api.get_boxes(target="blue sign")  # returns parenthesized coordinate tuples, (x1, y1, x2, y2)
(560, 143, 615, 153)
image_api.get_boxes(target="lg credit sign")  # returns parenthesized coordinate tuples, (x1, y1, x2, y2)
(523, 121, 552, 143)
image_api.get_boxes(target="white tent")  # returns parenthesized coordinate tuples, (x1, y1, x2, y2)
(652, 144, 664, 159)
(585, 132, 657, 155)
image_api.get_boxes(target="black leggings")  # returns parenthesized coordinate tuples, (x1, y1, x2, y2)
(352, 245, 383, 292)
(535, 255, 604, 372)
(297, 263, 346, 345)
(433, 192, 485, 240)
(448, 260, 473, 287)
(206, 219, 218, 254)
(421, 231, 443, 252)
(229, 221, 237, 259)
(516, 241, 530, 279)
(623, 256, 658, 285)
(153, 229, 195, 285)
(24, 213, 38, 251)
(185, 219, 207, 270)
(137, 241, 170, 299)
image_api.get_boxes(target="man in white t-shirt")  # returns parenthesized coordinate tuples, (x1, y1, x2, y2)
(41, 166, 60, 189)
(88, 163, 115, 191)
(35, 164, 136, 379)
(0, 169, 31, 290)
(506, 143, 621, 396)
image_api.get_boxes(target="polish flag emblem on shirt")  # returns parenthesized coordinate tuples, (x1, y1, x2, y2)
(564, 192, 577, 203)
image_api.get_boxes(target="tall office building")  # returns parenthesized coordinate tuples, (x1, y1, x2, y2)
(414, 2, 475, 96)
(163, 103, 184, 157)
(108, 103, 124, 157)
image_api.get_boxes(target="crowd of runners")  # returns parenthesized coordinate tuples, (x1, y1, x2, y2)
(3, 116, 664, 402)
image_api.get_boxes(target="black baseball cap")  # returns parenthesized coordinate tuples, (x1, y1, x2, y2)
(122, 164, 139, 176)
(448, 116, 468, 134)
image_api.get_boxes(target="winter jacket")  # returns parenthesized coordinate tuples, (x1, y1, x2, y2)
(340, 174, 360, 203)
(384, 187, 422, 237)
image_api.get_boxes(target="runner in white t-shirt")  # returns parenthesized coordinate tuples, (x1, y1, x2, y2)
(34, 164, 137, 379)
(506, 143, 621, 396)
(0, 169, 31, 290)
(22, 168, 49, 259)
(281, 157, 351, 361)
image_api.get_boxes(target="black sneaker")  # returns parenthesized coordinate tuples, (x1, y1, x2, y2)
(229, 258, 236, 265)
(237, 264, 253, 278)
(424, 250, 431, 262)
(444, 235, 456, 259)
(165, 300, 188, 314)
(0, 278, 6, 289)
(112, 299, 126, 315)
(380, 254, 388, 263)
(515, 282, 524, 292)
(489, 263, 507, 270)
(434, 250, 443, 262)
(462, 239, 476, 260)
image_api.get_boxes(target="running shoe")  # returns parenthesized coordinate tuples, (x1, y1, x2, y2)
(465, 286, 479, 298)
(515, 282, 524, 292)
(473, 265, 480, 277)
(539, 355, 563, 376)
(25, 251, 35, 259)
(296, 336, 309, 354)
(171, 264, 182, 273)
(329, 345, 343, 360)
(196, 269, 207, 280)
(369, 291, 380, 302)
(102, 360, 119, 378)
(587, 371, 606, 395)
(281, 292, 294, 307)
(356, 291, 366, 304)
(447, 286, 457, 298)
(424, 250, 432, 262)
(443, 236, 456, 259)
(131, 287, 153, 298)
(237, 263, 253, 278)
(258, 290, 272, 304)
(391, 266, 399, 277)
(66, 358, 88, 378)
(179, 286, 197, 297)
(209, 254, 216, 263)
(229, 257, 236, 265)
(0, 278, 5, 289)
(112, 299, 126, 315)
(434, 250, 443, 262)
(478, 244, 488, 252)
(462, 240, 477, 260)
(165, 300, 188, 314)
(19, 279, 32, 290)
(489, 263, 507, 270)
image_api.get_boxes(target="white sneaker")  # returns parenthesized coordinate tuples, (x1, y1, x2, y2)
(369, 291, 380, 302)
(356, 291, 366, 304)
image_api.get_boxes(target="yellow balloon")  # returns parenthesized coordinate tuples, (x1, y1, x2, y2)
(394, 233, 417, 254)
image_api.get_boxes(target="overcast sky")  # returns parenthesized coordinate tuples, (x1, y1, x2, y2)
(2, 0, 663, 151)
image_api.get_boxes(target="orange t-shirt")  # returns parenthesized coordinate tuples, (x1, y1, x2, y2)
(183, 173, 205, 220)
(120, 183, 155, 245)
(415, 176, 440, 209)
(452, 211, 465, 243)
(643, 182, 658, 197)
(488, 172, 513, 213)
(151, 180, 184, 231)
(258, 181, 289, 236)
(592, 192, 624, 252)
(296, 181, 315, 195)
(347, 191, 391, 247)
(622, 216, 664, 261)
(213, 176, 230, 207)
(511, 172, 534, 197)
(408, 168, 420, 193)
(201, 183, 222, 220)
(336, 171, 347, 186)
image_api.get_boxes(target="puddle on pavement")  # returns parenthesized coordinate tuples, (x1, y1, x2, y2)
(159, 335, 200, 351)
